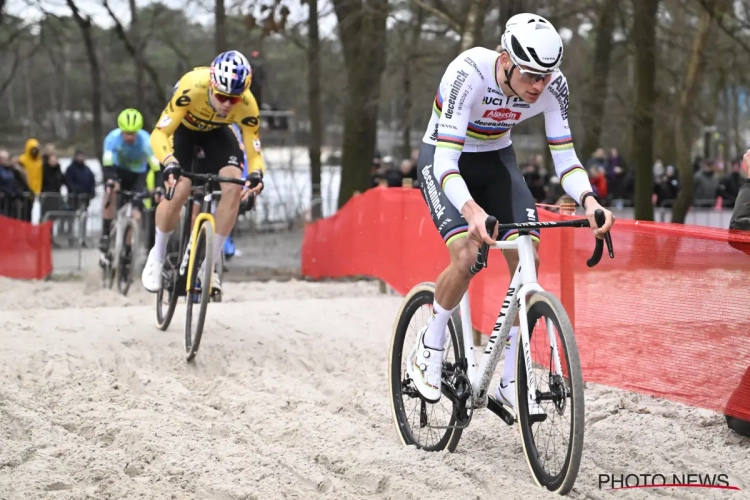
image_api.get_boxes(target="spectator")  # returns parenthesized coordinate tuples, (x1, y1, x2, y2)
(588, 165, 608, 200)
(40, 153, 69, 244)
(586, 148, 607, 172)
(717, 157, 746, 208)
(608, 165, 633, 205)
(654, 164, 679, 207)
(380, 156, 403, 187)
(18, 138, 43, 196)
(693, 159, 720, 207)
(400, 159, 418, 187)
(522, 162, 546, 203)
(607, 147, 626, 189)
(0, 149, 33, 220)
(42, 143, 57, 164)
(65, 149, 96, 213)
(723, 149, 750, 438)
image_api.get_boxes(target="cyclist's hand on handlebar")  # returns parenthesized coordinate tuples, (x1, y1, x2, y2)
(461, 200, 497, 247)
(583, 195, 615, 239)
(241, 170, 264, 202)
(163, 160, 182, 190)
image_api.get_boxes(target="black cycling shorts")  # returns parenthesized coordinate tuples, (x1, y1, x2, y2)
(416, 143, 540, 245)
(172, 124, 243, 177)
(113, 168, 147, 211)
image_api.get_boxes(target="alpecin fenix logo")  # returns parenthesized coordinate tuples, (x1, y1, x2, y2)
(599, 473, 741, 492)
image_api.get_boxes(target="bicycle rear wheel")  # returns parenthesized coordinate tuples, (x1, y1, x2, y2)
(516, 291, 584, 495)
(184, 220, 213, 362)
(388, 282, 466, 452)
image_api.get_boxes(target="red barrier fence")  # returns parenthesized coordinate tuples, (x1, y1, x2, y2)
(301, 187, 750, 422)
(0, 215, 53, 280)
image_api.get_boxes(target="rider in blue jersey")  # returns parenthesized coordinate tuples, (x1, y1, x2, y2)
(99, 108, 160, 258)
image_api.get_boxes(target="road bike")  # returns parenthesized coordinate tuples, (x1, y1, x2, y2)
(154, 170, 259, 361)
(101, 180, 151, 296)
(388, 209, 614, 495)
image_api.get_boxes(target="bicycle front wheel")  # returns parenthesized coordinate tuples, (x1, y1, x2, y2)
(116, 220, 138, 296)
(388, 282, 466, 453)
(184, 220, 214, 362)
(516, 291, 584, 495)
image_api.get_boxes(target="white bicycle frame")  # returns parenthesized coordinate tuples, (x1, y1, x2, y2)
(455, 233, 564, 409)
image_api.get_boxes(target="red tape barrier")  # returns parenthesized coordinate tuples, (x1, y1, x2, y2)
(301, 187, 750, 421)
(0, 215, 53, 280)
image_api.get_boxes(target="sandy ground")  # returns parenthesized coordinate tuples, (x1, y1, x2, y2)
(1, 277, 749, 500)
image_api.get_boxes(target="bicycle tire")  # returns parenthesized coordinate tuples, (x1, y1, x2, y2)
(516, 291, 584, 495)
(103, 225, 117, 290)
(184, 220, 213, 362)
(116, 220, 138, 296)
(155, 233, 181, 330)
(388, 282, 465, 452)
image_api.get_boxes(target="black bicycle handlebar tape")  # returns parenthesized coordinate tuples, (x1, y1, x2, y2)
(586, 209, 606, 268)
(470, 216, 498, 275)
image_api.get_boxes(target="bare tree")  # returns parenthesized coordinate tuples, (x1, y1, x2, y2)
(129, 0, 146, 118)
(101, 0, 166, 109)
(66, 0, 104, 162)
(671, 0, 730, 223)
(581, 0, 618, 161)
(216, 0, 227, 53)
(630, 0, 660, 221)
(332, 0, 388, 205)
(306, 0, 323, 219)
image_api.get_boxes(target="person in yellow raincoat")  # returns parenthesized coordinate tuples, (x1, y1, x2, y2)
(17, 138, 43, 195)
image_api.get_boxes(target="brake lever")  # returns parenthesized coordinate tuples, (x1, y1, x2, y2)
(586, 209, 615, 267)
(470, 216, 497, 275)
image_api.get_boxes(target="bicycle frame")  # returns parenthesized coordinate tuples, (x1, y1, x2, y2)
(456, 233, 555, 409)
(180, 191, 217, 293)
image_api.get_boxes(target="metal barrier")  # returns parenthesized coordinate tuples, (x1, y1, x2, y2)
(0, 192, 35, 222)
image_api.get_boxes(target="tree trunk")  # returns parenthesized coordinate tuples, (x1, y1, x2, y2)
(332, 0, 388, 207)
(67, 0, 104, 162)
(460, 0, 490, 51)
(581, 0, 618, 161)
(307, 0, 323, 220)
(129, 0, 146, 123)
(215, 0, 227, 54)
(671, 8, 716, 224)
(498, 0, 523, 35)
(401, 5, 424, 159)
(630, 0, 659, 221)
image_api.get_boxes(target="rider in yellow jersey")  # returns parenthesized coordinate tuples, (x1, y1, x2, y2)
(141, 50, 265, 293)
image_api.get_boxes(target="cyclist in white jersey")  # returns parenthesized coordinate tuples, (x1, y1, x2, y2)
(410, 13, 615, 414)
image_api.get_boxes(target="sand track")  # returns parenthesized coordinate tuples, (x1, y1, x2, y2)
(0, 280, 748, 499)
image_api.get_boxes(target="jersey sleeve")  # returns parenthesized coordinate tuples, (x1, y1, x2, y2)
(102, 130, 117, 167)
(138, 130, 160, 172)
(235, 93, 265, 175)
(151, 74, 192, 164)
(431, 57, 483, 212)
(543, 73, 593, 205)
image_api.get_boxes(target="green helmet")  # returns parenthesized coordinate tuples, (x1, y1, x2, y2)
(117, 108, 144, 133)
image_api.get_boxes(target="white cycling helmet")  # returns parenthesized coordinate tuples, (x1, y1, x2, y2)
(501, 13, 563, 74)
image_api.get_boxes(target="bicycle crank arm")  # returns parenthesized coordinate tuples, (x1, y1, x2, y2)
(487, 396, 515, 426)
